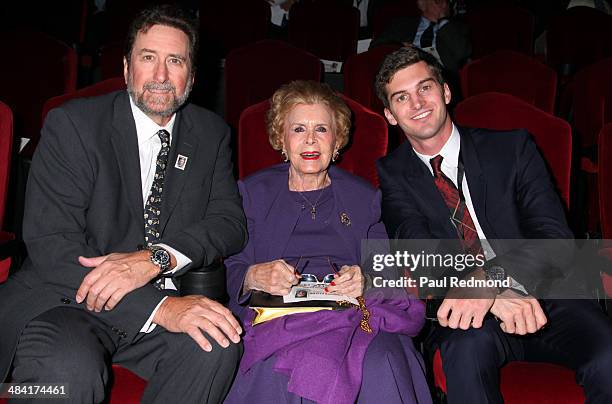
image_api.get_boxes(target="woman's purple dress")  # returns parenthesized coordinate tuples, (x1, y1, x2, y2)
(224, 168, 432, 404)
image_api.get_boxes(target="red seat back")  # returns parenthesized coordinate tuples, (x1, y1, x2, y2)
(433, 350, 585, 403)
(0, 102, 14, 284)
(238, 95, 388, 187)
(371, 0, 420, 38)
(343, 44, 401, 116)
(289, 0, 359, 62)
(99, 41, 125, 81)
(547, 6, 612, 74)
(599, 124, 612, 239)
(41, 78, 127, 125)
(0, 30, 77, 158)
(466, 5, 535, 58)
(572, 57, 612, 149)
(225, 40, 322, 130)
(199, 0, 270, 55)
(460, 50, 557, 114)
(108, 365, 146, 404)
(454, 92, 572, 209)
(0, 102, 13, 230)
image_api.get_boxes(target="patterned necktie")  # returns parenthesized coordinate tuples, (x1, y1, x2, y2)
(430, 155, 483, 255)
(144, 129, 170, 246)
(420, 21, 435, 48)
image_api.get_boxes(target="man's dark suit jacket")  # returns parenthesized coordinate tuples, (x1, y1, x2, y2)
(0, 91, 248, 381)
(370, 16, 471, 73)
(376, 127, 574, 295)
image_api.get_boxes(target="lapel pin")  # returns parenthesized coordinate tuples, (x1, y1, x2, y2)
(340, 212, 351, 226)
(174, 154, 188, 170)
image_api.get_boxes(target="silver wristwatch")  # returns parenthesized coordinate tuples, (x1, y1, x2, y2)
(147, 246, 172, 274)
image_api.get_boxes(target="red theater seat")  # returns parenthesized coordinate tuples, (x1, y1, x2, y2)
(465, 5, 535, 58)
(433, 350, 585, 403)
(460, 50, 557, 114)
(454, 93, 571, 209)
(0, 30, 77, 158)
(41, 78, 127, 124)
(343, 44, 401, 117)
(238, 95, 387, 187)
(289, 0, 359, 62)
(599, 124, 612, 298)
(108, 365, 147, 404)
(547, 6, 612, 75)
(225, 40, 322, 131)
(0, 102, 14, 283)
(370, 0, 420, 38)
(572, 57, 612, 232)
(199, 0, 270, 55)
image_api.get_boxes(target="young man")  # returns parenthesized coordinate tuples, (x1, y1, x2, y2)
(0, 5, 247, 403)
(375, 46, 612, 403)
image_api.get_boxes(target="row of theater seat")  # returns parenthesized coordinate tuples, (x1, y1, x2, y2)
(2, 88, 612, 402)
(3, 2, 612, 145)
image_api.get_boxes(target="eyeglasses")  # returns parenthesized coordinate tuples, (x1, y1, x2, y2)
(293, 256, 340, 284)
(301, 273, 336, 283)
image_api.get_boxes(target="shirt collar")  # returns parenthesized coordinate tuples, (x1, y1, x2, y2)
(420, 15, 449, 29)
(413, 123, 460, 173)
(129, 95, 176, 145)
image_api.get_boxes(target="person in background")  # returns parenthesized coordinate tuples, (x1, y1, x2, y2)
(370, 0, 471, 77)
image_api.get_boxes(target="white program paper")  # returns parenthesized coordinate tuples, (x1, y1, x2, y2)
(283, 282, 358, 305)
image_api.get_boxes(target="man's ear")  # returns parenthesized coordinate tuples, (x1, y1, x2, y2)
(443, 83, 452, 105)
(384, 107, 398, 126)
(123, 57, 129, 84)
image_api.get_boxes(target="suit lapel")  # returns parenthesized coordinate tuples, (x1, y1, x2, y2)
(459, 128, 493, 237)
(159, 108, 198, 231)
(110, 93, 144, 228)
(398, 143, 457, 238)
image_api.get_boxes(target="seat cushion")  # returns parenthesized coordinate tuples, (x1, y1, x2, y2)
(433, 349, 585, 403)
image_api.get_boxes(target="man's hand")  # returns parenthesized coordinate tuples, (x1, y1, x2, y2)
(437, 297, 495, 329)
(437, 269, 496, 329)
(325, 265, 364, 298)
(76, 250, 161, 312)
(244, 260, 300, 296)
(154, 296, 242, 352)
(490, 289, 547, 335)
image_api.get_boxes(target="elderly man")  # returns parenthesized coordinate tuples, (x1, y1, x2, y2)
(0, 5, 247, 403)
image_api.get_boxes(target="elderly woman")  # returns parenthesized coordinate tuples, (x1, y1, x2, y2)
(225, 81, 431, 404)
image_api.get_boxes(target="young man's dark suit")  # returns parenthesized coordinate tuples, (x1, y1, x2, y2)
(377, 126, 612, 403)
(0, 91, 248, 402)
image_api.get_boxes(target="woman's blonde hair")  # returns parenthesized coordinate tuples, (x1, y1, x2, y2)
(267, 80, 351, 152)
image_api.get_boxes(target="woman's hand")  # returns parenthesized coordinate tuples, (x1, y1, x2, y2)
(325, 265, 364, 298)
(243, 260, 300, 296)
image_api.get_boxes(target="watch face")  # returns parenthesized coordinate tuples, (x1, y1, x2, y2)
(153, 249, 170, 266)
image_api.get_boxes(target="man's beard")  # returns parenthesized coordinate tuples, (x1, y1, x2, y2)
(127, 75, 192, 118)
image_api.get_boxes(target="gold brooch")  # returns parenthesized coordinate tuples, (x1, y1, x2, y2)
(340, 212, 351, 226)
